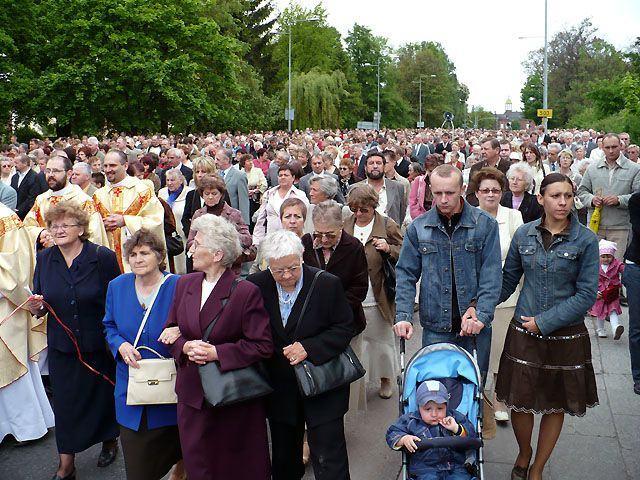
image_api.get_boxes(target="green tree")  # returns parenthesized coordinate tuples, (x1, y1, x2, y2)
(239, 0, 277, 85)
(469, 106, 496, 129)
(0, 0, 43, 135)
(273, 4, 345, 84)
(290, 68, 348, 129)
(344, 23, 414, 128)
(13, 0, 279, 134)
(520, 72, 543, 123)
(521, 18, 626, 127)
(396, 42, 468, 127)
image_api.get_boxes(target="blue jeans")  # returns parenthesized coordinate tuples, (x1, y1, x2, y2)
(421, 326, 491, 387)
(622, 263, 640, 383)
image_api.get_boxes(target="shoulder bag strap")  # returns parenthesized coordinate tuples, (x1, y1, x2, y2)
(292, 270, 323, 340)
(313, 248, 325, 270)
(201, 278, 241, 342)
(132, 274, 173, 348)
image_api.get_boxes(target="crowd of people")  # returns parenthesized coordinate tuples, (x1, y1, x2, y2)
(0, 124, 639, 480)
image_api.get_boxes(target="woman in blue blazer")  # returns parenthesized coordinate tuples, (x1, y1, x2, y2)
(103, 229, 183, 480)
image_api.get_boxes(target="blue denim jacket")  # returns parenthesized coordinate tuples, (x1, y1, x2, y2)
(499, 214, 599, 335)
(395, 200, 502, 331)
(386, 409, 476, 475)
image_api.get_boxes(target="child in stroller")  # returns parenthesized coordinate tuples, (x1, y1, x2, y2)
(387, 380, 477, 479)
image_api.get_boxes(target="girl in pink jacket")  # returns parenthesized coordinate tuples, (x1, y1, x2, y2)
(591, 240, 625, 339)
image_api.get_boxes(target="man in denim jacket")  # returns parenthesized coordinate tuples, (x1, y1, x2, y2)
(393, 165, 502, 379)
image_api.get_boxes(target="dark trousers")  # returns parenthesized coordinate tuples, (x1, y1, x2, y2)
(623, 263, 640, 383)
(270, 412, 350, 480)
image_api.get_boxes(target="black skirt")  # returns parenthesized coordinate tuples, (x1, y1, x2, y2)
(495, 320, 598, 416)
(120, 410, 182, 480)
(49, 348, 119, 453)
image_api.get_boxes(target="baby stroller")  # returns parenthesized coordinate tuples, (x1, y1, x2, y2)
(396, 338, 485, 480)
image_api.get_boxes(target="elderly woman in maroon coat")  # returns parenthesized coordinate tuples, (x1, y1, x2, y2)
(160, 214, 273, 480)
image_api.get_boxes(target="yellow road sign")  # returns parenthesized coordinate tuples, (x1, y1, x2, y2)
(537, 108, 553, 118)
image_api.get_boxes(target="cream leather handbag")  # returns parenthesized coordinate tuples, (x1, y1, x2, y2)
(126, 275, 178, 405)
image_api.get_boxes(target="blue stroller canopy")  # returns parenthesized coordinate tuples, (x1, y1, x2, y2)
(402, 343, 481, 425)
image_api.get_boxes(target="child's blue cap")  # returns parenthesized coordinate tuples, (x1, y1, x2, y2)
(416, 380, 450, 406)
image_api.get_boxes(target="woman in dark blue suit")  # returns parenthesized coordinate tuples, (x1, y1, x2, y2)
(27, 203, 121, 480)
(103, 229, 184, 480)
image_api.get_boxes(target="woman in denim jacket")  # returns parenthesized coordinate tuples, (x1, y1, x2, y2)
(495, 173, 599, 480)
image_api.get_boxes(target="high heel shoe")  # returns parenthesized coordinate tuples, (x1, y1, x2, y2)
(511, 449, 532, 480)
(50, 469, 76, 480)
(510, 464, 529, 480)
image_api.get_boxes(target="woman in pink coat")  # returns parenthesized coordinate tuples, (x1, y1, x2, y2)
(591, 239, 625, 340)
(408, 154, 442, 219)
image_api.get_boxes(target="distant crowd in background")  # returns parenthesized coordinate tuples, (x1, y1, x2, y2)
(1, 124, 639, 480)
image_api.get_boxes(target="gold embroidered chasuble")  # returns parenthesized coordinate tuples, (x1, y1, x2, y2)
(93, 176, 165, 272)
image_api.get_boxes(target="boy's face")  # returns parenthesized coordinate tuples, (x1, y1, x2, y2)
(419, 400, 447, 425)
(600, 253, 614, 265)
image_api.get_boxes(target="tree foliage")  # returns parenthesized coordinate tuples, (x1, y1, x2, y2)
(2, 0, 475, 133)
(469, 106, 496, 129)
(395, 42, 468, 127)
(522, 18, 626, 127)
(290, 68, 348, 129)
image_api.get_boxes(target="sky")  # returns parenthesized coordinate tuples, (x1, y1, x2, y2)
(274, 0, 640, 113)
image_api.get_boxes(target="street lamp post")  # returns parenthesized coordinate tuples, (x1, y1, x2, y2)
(282, 17, 320, 132)
(363, 62, 380, 129)
(542, 0, 549, 129)
(413, 74, 436, 127)
(517, 0, 549, 130)
(287, 27, 292, 132)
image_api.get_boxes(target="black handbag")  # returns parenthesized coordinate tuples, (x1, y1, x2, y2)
(293, 271, 366, 398)
(166, 231, 184, 257)
(378, 216, 397, 303)
(198, 279, 273, 407)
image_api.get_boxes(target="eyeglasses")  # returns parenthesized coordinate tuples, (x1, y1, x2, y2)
(477, 188, 502, 195)
(338, 166, 350, 170)
(269, 264, 301, 276)
(45, 168, 67, 175)
(349, 206, 371, 214)
(49, 224, 80, 231)
(313, 231, 338, 240)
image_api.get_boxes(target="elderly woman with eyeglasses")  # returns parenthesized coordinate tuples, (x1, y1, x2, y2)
(472, 167, 524, 424)
(301, 199, 368, 418)
(344, 184, 402, 400)
(161, 214, 273, 480)
(26, 202, 121, 480)
(247, 230, 356, 480)
(501, 162, 543, 224)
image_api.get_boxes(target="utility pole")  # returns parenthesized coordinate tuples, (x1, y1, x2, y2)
(542, 0, 549, 130)
(282, 17, 320, 132)
(413, 74, 436, 127)
(363, 63, 380, 129)
(287, 27, 292, 132)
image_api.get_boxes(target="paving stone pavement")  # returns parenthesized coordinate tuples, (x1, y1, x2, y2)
(1, 310, 637, 479)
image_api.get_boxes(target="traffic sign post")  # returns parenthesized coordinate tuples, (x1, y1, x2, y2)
(416, 122, 424, 128)
(537, 108, 553, 118)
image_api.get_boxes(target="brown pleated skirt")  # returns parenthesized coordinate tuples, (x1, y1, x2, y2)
(119, 410, 182, 480)
(495, 320, 598, 416)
